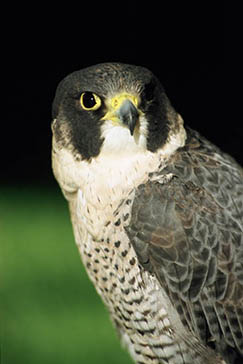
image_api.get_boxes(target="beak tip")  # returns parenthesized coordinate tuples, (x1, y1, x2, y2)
(129, 123, 136, 136)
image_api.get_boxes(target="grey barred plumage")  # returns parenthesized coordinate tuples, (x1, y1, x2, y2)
(127, 128, 243, 362)
(52, 63, 243, 363)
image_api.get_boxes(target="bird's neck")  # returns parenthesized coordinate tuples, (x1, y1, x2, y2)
(52, 120, 186, 240)
(62, 150, 160, 240)
(79, 150, 161, 206)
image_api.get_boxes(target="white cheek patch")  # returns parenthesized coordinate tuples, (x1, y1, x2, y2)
(52, 113, 186, 211)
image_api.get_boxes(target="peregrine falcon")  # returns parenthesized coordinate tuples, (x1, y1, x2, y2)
(51, 63, 243, 364)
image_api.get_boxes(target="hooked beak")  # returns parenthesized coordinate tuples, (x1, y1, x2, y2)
(101, 93, 141, 135)
(117, 99, 139, 135)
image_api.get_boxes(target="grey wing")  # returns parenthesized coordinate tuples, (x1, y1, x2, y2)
(126, 134, 243, 362)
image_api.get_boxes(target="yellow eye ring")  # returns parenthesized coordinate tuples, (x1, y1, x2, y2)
(80, 92, 102, 111)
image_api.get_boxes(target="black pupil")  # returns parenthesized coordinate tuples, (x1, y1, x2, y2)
(83, 92, 96, 108)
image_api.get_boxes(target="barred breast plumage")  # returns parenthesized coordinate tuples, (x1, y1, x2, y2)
(51, 63, 243, 364)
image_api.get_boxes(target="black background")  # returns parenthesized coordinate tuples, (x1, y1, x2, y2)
(4, 4, 233, 187)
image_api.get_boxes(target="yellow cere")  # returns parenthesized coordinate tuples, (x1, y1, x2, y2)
(110, 93, 139, 109)
(102, 93, 140, 123)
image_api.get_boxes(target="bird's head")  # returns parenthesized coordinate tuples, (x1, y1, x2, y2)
(52, 63, 183, 161)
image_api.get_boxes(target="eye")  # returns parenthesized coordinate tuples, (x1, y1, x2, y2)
(80, 92, 102, 110)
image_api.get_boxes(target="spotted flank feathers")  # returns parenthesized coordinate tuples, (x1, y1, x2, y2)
(52, 63, 243, 363)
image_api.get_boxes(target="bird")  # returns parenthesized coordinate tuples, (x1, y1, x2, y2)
(51, 62, 243, 364)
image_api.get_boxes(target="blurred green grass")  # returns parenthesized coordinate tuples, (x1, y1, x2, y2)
(1, 186, 133, 364)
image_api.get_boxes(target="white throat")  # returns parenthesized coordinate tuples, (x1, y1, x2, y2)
(52, 114, 186, 200)
(99, 115, 148, 156)
(52, 114, 186, 239)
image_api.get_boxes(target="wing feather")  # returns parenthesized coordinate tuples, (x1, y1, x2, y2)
(126, 129, 243, 361)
